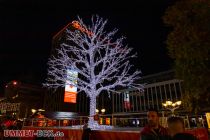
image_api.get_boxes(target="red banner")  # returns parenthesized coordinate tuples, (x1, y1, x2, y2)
(124, 101, 131, 110)
(64, 91, 76, 103)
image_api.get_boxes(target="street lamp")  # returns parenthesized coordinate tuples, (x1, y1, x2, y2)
(31, 109, 36, 114)
(96, 109, 99, 114)
(162, 100, 182, 116)
(96, 109, 106, 114)
(101, 109, 106, 114)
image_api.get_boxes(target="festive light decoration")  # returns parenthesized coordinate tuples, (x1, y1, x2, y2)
(44, 15, 143, 129)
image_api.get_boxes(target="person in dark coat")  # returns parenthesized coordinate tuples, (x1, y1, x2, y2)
(140, 109, 170, 140)
(167, 116, 197, 140)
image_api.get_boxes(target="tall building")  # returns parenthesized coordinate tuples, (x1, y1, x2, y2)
(44, 21, 85, 113)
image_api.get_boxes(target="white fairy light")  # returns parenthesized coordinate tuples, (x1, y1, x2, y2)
(44, 15, 144, 129)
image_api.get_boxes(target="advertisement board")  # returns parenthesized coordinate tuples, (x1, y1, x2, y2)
(64, 69, 78, 103)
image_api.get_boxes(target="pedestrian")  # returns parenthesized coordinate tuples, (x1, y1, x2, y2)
(167, 116, 197, 140)
(140, 108, 170, 140)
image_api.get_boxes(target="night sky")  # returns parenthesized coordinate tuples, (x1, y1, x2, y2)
(0, 0, 175, 93)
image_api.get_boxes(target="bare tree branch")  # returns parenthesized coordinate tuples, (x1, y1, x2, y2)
(44, 15, 144, 127)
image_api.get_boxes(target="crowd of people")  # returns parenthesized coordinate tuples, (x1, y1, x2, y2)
(140, 109, 198, 140)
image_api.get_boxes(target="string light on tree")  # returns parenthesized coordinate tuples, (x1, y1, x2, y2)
(44, 15, 143, 129)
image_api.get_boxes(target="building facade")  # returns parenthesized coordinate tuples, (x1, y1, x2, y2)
(44, 69, 183, 115)
(73, 70, 184, 126)
(76, 70, 183, 114)
(3, 81, 45, 118)
(112, 79, 183, 113)
(44, 21, 82, 112)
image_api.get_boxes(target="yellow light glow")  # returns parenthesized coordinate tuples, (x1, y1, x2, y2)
(162, 103, 167, 107)
(101, 109, 106, 113)
(166, 101, 172, 105)
(172, 103, 176, 107)
(38, 109, 45, 112)
(31, 109, 36, 114)
(176, 101, 182, 105)
(96, 109, 99, 113)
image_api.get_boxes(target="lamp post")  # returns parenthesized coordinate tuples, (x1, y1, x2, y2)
(31, 109, 36, 114)
(95, 109, 105, 114)
(95, 109, 106, 125)
(162, 100, 182, 116)
(96, 109, 99, 114)
(101, 109, 106, 114)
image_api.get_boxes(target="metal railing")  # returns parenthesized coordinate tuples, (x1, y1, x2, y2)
(23, 117, 147, 128)
(22, 114, 207, 129)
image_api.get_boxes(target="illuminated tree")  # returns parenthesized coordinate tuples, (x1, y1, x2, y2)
(163, 0, 210, 113)
(44, 16, 143, 128)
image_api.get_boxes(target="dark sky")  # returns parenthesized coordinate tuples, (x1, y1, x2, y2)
(0, 0, 175, 93)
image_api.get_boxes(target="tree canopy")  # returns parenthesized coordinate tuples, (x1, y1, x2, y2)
(163, 0, 210, 113)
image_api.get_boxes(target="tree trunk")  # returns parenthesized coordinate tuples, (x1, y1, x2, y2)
(88, 96, 97, 128)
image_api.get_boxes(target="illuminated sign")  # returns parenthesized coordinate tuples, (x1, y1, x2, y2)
(64, 69, 78, 103)
(72, 21, 93, 36)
